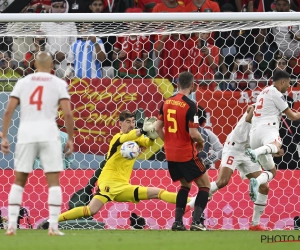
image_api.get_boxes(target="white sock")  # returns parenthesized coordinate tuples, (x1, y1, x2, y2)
(254, 144, 278, 156)
(256, 171, 274, 186)
(48, 186, 62, 230)
(187, 196, 196, 208)
(8, 184, 24, 229)
(252, 193, 268, 226)
(210, 181, 219, 195)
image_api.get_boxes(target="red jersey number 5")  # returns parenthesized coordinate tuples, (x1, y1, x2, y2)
(30, 86, 44, 111)
(254, 98, 264, 117)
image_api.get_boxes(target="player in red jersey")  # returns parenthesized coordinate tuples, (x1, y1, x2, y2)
(155, 71, 210, 231)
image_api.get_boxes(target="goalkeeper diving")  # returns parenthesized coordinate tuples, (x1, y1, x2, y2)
(45, 111, 192, 224)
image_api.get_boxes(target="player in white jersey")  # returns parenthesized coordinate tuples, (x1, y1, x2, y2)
(187, 106, 284, 231)
(246, 70, 300, 203)
(1, 52, 74, 236)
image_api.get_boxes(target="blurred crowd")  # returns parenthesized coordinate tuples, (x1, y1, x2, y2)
(0, 0, 300, 91)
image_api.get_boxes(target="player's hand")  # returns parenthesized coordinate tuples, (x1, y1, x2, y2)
(142, 117, 157, 132)
(195, 141, 204, 151)
(118, 50, 127, 59)
(1, 137, 10, 154)
(147, 127, 159, 140)
(273, 148, 284, 157)
(64, 139, 74, 157)
(88, 36, 97, 44)
(200, 47, 209, 56)
(133, 60, 143, 69)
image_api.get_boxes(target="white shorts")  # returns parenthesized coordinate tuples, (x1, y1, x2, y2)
(15, 141, 63, 173)
(250, 125, 280, 170)
(221, 143, 262, 179)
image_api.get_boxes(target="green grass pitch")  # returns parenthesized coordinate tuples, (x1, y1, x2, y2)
(1, 230, 300, 250)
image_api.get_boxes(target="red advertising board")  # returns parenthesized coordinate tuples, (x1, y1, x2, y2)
(0, 169, 299, 230)
(196, 87, 300, 144)
(57, 78, 300, 158)
(57, 78, 170, 155)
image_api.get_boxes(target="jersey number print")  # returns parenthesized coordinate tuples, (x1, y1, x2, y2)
(29, 86, 44, 111)
(254, 98, 264, 117)
(167, 109, 178, 133)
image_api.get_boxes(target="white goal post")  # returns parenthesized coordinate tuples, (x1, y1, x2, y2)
(0, 12, 299, 230)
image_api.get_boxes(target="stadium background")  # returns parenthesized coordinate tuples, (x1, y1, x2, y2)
(0, 0, 300, 230)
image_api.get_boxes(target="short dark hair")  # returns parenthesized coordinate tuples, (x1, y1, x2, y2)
(119, 110, 135, 121)
(273, 70, 290, 82)
(178, 72, 194, 89)
(198, 105, 207, 125)
(89, 0, 103, 5)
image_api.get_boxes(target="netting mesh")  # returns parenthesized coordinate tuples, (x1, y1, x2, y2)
(2, 20, 300, 37)
(0, 17, 300, 230)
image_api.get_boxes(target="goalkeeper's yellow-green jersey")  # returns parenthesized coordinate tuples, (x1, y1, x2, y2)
(98, 129, 154, 183)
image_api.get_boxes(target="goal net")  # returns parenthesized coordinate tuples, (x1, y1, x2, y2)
(0, 12, 299, 230)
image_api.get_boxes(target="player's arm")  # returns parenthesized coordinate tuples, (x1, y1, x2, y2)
(119, 129, 143, 143)
(59, 99, 74, 157)
(136, 135, 155, 148)
(284, 108, 300, 121)
(188, 103, 204, 150)
(155, 103, 165, 141)
(1, 97, 19, 154)
(202, 130, 222, 166)
(245, 105, 255, 123)
(207, 130, 223, 163)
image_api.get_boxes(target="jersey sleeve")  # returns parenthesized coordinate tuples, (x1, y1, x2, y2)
(97, 37, 107, 56)
(207, 129, 223, 155)
(59, 80, 70, 100)
(119, 129, 140, 143)
(10, 79, 22, 99)
(135, 135, 155, 148)
(274, 92, 289, 112)
(187, 102, 199, 128)
(158, 102, 164, 121)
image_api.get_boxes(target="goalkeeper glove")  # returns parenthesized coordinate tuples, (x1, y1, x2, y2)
(140, 117, 157, 135)
(147, 125, 159, 140)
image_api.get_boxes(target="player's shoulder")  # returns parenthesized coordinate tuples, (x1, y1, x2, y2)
(182, 95, 197, 108)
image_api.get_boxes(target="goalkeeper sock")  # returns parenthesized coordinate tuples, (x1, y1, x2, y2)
(58, 206, 91, 222)
(158, 190, 191, 204)
(8, 184, 24, 230)
(175, 186, 190, 222)
(192, 187, 209, 223)
(256, 171, 274, 186)
(48, 186, 62, 229)
(254, 144, 278, 156)
(210, 181, 219, 195)
(252, 193, 268, 226)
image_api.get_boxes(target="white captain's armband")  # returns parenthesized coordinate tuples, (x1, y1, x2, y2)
(194, 115, 199, 123)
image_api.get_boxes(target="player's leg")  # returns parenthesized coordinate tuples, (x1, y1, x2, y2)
(177, 157, 210, 231)
(211, 167, 233, 195)
(6, 143, 36, 235)
(249, 155, 276, 202)
(58, 180, 115, 222)
(246, 171, 270, 231)
(246, 127, 281, 163)
(190, 171, 210, 231)
(187, 146, 237, 209)
(58, 196, 106, 222)
(167, 161, 193, 231)
(40, 140, 66, 235)
(145, 187, 191, 204)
